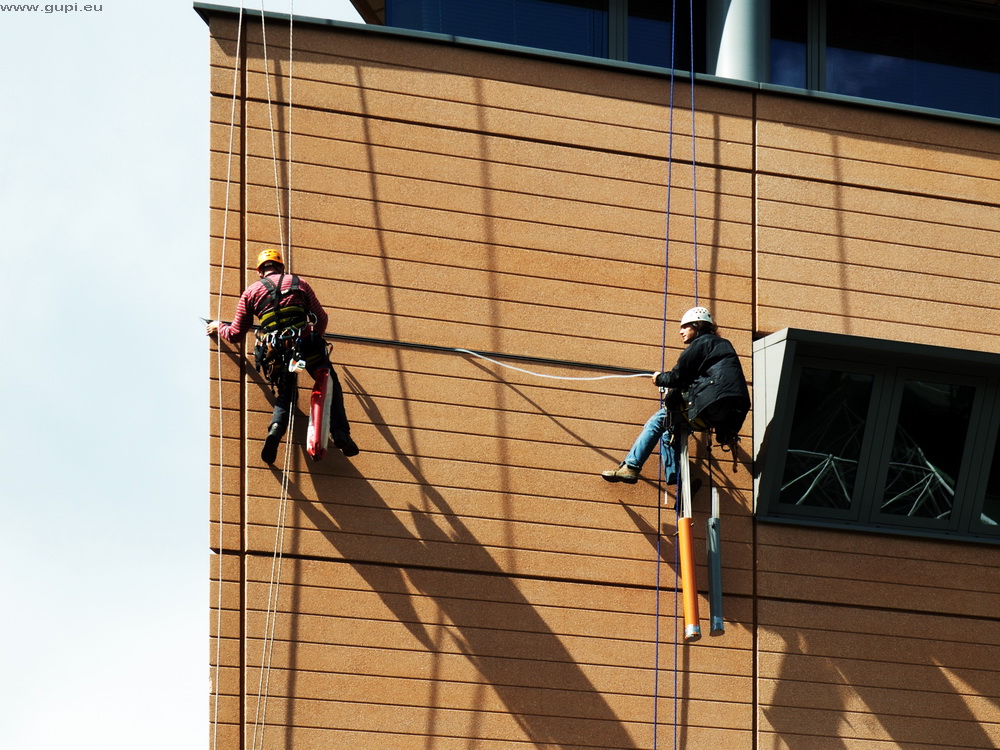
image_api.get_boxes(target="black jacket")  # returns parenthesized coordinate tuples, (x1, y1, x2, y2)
(654, 333, 750, 422)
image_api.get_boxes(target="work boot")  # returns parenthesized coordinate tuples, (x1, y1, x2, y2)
(332, 431, 359, 458)
(261, 422, 284, 464)
(601, 462, 639, 484)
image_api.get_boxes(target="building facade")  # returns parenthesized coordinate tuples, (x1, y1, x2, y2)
(204, 1, 1000, 747)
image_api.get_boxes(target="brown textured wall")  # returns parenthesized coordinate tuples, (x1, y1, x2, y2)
(206, 10, 1000, 750)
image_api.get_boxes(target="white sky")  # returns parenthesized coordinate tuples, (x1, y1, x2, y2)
(0, 2, 361, 748)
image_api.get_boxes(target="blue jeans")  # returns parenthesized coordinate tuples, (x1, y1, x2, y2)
(624, 407, 678, 484)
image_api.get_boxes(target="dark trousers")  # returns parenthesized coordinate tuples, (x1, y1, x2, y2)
(270, 366, 350, 438)
(268, 333, 351, 439)
(693, 397, 748, 443)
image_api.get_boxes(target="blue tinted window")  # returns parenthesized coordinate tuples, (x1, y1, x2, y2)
(826, 0, 1000, 118)
(627, 0, 670, 68)
(387, 0, 609, 58)
(627, 0, 702, 71)
(770, 0, 806, 88)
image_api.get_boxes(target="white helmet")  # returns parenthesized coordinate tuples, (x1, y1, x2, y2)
(680, 306, 713, 326)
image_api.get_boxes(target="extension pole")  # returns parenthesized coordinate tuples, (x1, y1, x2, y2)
(707, 481, 724, 635)
(677, 431, 701, 641)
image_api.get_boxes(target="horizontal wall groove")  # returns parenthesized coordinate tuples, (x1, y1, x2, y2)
(757, 169, 1000, 213)
(758, 593, 1000, 626)
(234, 548, 703, 597)
(215, 92, 745, 174)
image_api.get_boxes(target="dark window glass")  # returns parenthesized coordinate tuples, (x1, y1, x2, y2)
(979, 425, 1000, 528)
(387, 0, 609, 58)
(770, 0, 807, 88)
(826, 0, 1000, 118)
(779, 367, 875, 510)
(627, 0, 704, 72)
(879, 380, 974, 520)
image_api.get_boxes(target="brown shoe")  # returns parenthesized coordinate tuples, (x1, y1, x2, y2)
(601, 463, 639, 484)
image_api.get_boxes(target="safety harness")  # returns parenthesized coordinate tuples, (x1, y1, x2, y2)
(252, 274, 321, 391)
(662, 385, 742, 466)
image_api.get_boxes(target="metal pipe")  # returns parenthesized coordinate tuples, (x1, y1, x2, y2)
(708, 483, 724, 635)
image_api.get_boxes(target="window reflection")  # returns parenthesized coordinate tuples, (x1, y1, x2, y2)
(779, 367, 874, 510)
(880, 380, 974, 520)
(826, 0, 1000, 118)
(627, 0, 701, 71)
(387, 0, 609, 58)
(770, 0, 806, 88)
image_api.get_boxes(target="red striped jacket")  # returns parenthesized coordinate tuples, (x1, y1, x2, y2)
(218, 272, 328, 342)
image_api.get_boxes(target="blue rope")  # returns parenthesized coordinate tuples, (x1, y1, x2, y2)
(652, 2, 681, 748)
(655, 3, 703, 747)
(689, 0, 699, 306)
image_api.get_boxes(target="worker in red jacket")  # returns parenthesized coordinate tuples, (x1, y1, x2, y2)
(207, 248, 358, 464)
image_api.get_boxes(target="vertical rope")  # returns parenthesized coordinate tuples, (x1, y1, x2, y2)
(689, 0, 699, 305)
(671, 6, 682, 746)
(212, 6, 245, 750)
(259, 2, 288, 256)
(286, 0, 295, 270)
(249, 410, 295, 750)
(246, 5, 298, 748)
(653, 2, 682, 748)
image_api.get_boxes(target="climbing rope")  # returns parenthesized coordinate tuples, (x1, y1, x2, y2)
(652, 1, 702, 747)
(249, 409, 296, 750)
(211, 5, 245, 750)
(652, 0, 678, 742)
(456, 349, 654, 381)
(259, 1, 288, 259)
(245, 5, 298, 749)
(688, 0, 699, 305)
(287, 0, 295, 270)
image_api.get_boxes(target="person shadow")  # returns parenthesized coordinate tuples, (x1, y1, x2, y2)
(275, 367, 644, 749)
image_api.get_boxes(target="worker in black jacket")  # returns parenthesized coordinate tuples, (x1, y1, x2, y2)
(602, 307, 749, 484)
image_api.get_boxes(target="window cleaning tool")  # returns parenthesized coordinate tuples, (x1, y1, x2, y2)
(677, 431, 701, 641)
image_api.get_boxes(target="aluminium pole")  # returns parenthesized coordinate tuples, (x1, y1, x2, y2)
(707, 479, 724, 635)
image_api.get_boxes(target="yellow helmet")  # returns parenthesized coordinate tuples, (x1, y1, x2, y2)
(255, 248, 284, 270)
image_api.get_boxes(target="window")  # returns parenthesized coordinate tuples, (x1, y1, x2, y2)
(626, 0, 703, 70)
(383, 0, 706, 71)
(771, 0, 1000, 119)
(770, 0, 807, 89)
(386, 0, 610, 58)
(755, 329, 1000, 543)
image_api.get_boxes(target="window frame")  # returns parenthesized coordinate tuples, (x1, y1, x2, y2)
(768, 356, 886, 523)
(864, 367, 989, 533)
(754, 329, 1000, 545)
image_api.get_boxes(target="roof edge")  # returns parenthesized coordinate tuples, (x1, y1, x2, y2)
(192, 2, 369, 32)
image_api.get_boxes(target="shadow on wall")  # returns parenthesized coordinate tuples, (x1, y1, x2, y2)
(761, 608, 1000, 748)
(282, 374, 645, 749)
(246, 52, 688, 748)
